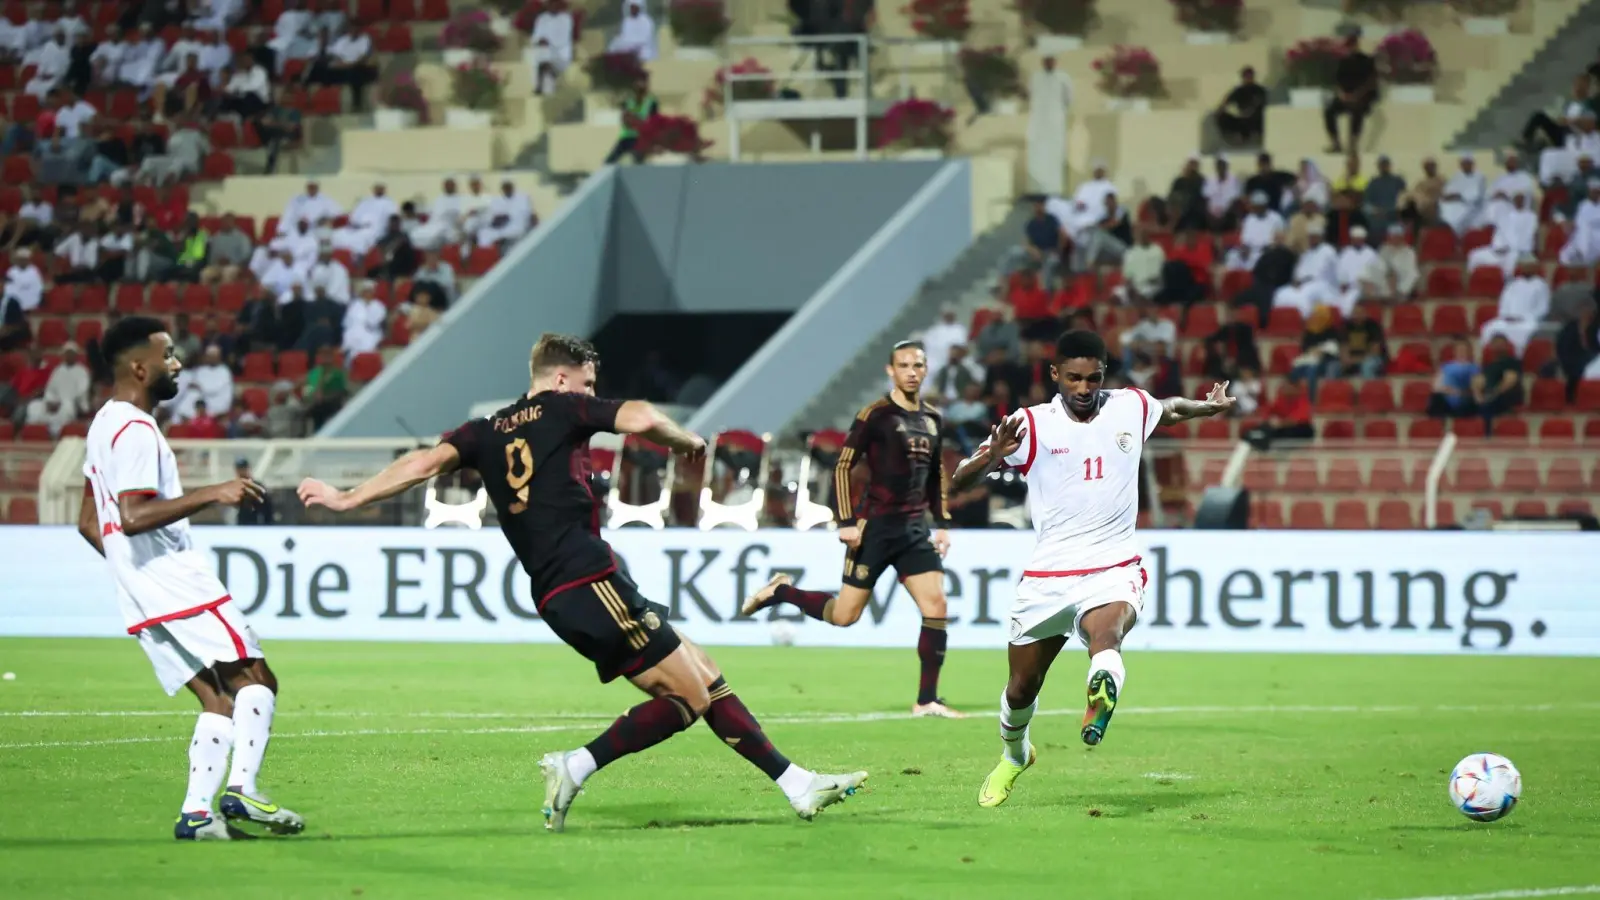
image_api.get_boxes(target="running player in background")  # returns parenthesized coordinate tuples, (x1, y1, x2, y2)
(78, 316, 306, 841)
(948, 330, 1234, 808)
(742, 340, 963, 718)
(297, 333, 867, 832)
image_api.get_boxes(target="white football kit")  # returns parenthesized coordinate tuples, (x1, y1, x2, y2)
(980, 389, 1163, 646)
(83, 400, 261, 695)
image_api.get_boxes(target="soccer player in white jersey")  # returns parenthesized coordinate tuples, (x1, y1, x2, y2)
(948, 330, 1234, 808)
(78, 316, 306, 841)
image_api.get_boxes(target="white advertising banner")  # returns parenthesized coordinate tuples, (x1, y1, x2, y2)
(1, 527, 1597, 655)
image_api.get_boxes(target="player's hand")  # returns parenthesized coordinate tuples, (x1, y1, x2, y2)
(837, 524, 862, 550)
(1197, 381, 1237, 417)
(210, 477, 266, 507)
(988, 415, 1027, 459)
(932, 528, 950, 559)
(296, 477, 351, 512)
(676, 435, 707, 467)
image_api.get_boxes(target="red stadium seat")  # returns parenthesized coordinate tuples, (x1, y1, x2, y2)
(378, 22, 414, 52)
(390, 0, 420, 19)
(1471, 302, 1498, 332)
(1399, 380, 1432, 413)
(1182, 304, 1218, 339)
(1320, 418, 1355, 440)
(1452, 417, 1486, 439)
(114, 283, 144, 313)
(1332, 499, 1370, 529)
(202, 151, 236, 180)
(34, 317, 68, 347)
(1362, 419, 1398, 439)
(1387, 304, 1426, 335)
(1368, 458, 1410, 492)
(1283, 458, 1320, 491)
(350, 352, 384, 382)
(311, 86, 343, 116)
(1431, 303, 1469, 334)
(0, 421, 12, 441)
(216, 282, 248, 312)
(1417, 227, 1457, 262)
(1316, 379, 1354, 413)
(1465, 266, 1504, 298)
(240, 352, 275, 383)
(1324, 458, 1363, 491)
(78, 284, 108, 313)
(209, 120, 240, 150)
(1196, 418, 1230, 441)
(148, 283, 179, 313)
(1242, 459, 1280, 492)
(1268, 344, 1296, 375)
(1265, 307, 1303, 337)
(1557, 499, 1594, 518)
(18, 423, 50, 442)
(1528, 379, 1566, 412)
(1461, 227, 1494, 255)
(1218, 269, 1251, 302)
(181, 284, 215, 313)
(6, 496, 38, 523)
(1524, 338, 1554, 373)
(1491, 417, 1528, 440)
(1356, 380, 1394, 413)
(1450, 458, 1494, 491)
(1501, 458, 1540, 492)
(1376, 500, 1415, 530)
(1252, 498, 1285, 529)
(420, 0, 450, 20)
(1512, 499, 1549, 519)
(1539, 418, 1575, 443)
(1, 154, 31, 183)
(277, 351, 309, 381)
(1288, 501, 1327, 529)
(1408, 418, 1444, 441)
(1545, 459, 1588, 492)
(387, 315, 411, 347)
(1577, 381, 1600, 411)
(73, 318, 103, 347)
(1540, 222, 1570, 260)
(466, 245, 500, 276)
(355, 0, 385, 21)
(1424, 266, 1463, 298)
(43, 285, 75, 314)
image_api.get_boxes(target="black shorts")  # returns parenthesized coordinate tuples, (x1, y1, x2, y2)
(542, 574, 681, 684)
(841, 516, 943, 590)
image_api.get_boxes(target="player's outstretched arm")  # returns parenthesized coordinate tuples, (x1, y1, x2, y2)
(299, 443, 461, 513)
(77, 481, 104, 557)
(949, 416, 1027, 492)
(614, 400, 706, 461)
(118, 477, 264, 536)
(1158, 382, 1236, 425)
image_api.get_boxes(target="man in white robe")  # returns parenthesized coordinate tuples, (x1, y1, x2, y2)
(1485, 152, 1539, 228)
(1026, 56, 1072, 196)
(1439, 154, 1488, 234)
(309, 246, 352, 304)
(1205, 157, 1241, 224)
(331, 183, 398, 256)
(608, 3, 657, 62)
(1334, 226, 1383, 316)
(1466, 193, 1538, 277)
(459, 175, 494, 246)
(280, 181, 343, 234)
(22, 31, 68, 97)
(1379, 224, 1420, 298)
(341, 281, 387, 357)
(269, 0, 319, 73)
(261, 249, 305, 301)
(1479, 264, 1551, 356)
(477, 180, 536, 248)
(1540, 109, 1600, 186)
(171, 346, 234, 423)
(116, 25, 165, 90)
(1225, 192, 1286, 271)
(530, 0, 575, 95)
(1273, 231, 1339, 318)
(1559, 180, 1600, 266)
(412, 177, 464, 251)
(277, 221, 321, 277)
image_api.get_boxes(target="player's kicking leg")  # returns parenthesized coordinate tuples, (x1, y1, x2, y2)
(679, 634, 867, 820)
(213, 658, 306, 835)
(978, 635, 1068, 808)
(173, 669, 245, 841)
(1075, 601, 1138, 747)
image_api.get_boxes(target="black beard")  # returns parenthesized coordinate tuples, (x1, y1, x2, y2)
(150, 372, 180, 402)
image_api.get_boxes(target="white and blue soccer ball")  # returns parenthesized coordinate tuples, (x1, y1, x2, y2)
(1449, 753, 1521, 822)
(768, 620, 797, 647)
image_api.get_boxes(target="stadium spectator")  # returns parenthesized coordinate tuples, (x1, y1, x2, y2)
(1487, 152, 1539, 224)
(1289, 305, 1342, 389)
(1247, 381, 1314, 446)
(1203, 303, 1261, 380)
(1540, 108, 1600, 186)
(14, 187, 51, 248)
(1245, 152, 1295, 213)
(97, 220, 134, 281)
(118, 24, 164, 92)
(604, 76, 658, 165)
(1228, 367, 1262, 417)
(1205, 157, 1242, 229)
(1215, 66, 1265, 147)
(974, 301, 1021, 362)
(1323, 190, 1371, 248)
(195, 0, 248, 32)
(1325, 28, 1377, 153)
(1119, 227, 1164, 304)
(943, 382, 989, 454)
(34, 134, 82, 186)
(307, 245, 351, 305)
(54, 223, 99, 283)
(480, 179, 537, 249)
(1480, 262, 1551, 355)
(369, 215, 419, 279)
(279, 219, 320, 275)
(1160, 228, 1213, 314)
(1332, 153, 1366, 197)
(1554, 302, 1600, 399)
(1334, 225, 1382, 314)
(237, 286, 280, 353)
(310, 20, 378, 111)
(269, 0, 319, 72)
(1275, 230, 1338, 318)
(985, 379, 1016, 426)
(1295, 158, 1330, 208)
(1007, 269, 1053, 333)
(1377, 224, 1419, 298)
(342, 281, 387, 357)
(137, 116, 211, 185)
(531, 0, 577, 95)
(255, 86, 304, 175)
(264, 380, 304, 438)
(1551, 155, 1596, 221)
(1362, 154, 1407, 236)
(409, 250, 457, 331)
(1398, 157, 1446, 230)
(1008, 196, 1065, 286)
(1558, 180, 1600, 265)
(304, 346, 348, 429)
(1157, 157, 1207, 232)
(609, 3, 658, 62)
(260, 247, 303, 300)
(921, 307, 968, 377)
(329, 183, 395, 257)
(1522, 74, 1595, 151)
(1286, 198, 1325, 254)
(24, 27, 70, 97)
(313, 0, 348, 38)
(230, 401, 265, 438)
(171, 345, 234, 424)
(1120, 306, 1176, 372)
(1426, 339, 1481, 418)
(220, 57, 272, 119)
(23, 393, 74, 437)
(409, 177, 462, 251)
(171, 313, 203, 363)
(1474, 335, 1526, 430)
(186, 399, 227, 438)
(1072, 192, 1130, 271)
(928, 343, 983, 404)
(43, 341, 90, 416)
(201, 215, 253, 284)
(1340, 304, 1387, 378)
(293, 290, 340, 354)
(1025, 56, 1072, 195)
(155, 55, 212, 119)
(1440, 155, 1489, 233)
(171, 214, 209, 282)
(1467, 193, 1538, 277)
(1225, 191, 1286, 271)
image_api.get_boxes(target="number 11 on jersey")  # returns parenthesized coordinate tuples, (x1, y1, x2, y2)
(1083, 456, 1104, 481)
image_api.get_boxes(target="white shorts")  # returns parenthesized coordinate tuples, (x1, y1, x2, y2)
(1008, 564, 1147, 647)
(133, 600, 264, 696)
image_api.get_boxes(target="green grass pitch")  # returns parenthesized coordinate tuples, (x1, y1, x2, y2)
(1, 639, 1597, 900)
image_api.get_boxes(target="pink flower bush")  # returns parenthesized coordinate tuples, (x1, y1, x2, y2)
(586, 50, 649, 96)
(877, 98, 955, 151)
(903, 0, 972, 42)
(636, 114, 712, 159)
(450, 59, 507, 110)
(1169, 0, 1244, 32)
(960, 46, 1024, 98)
(1092, 46, 1163, 98)
(1284, 36, 1349, 88)
(381, 73, 431, 124)
(441, 8, 502, 53)
(702, 58, 777, 117)
(1376, 29, 1438, 84)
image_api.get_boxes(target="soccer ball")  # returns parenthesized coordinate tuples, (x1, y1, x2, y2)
(1448, 753, 1521, 822)
(768, 621, 797, 647)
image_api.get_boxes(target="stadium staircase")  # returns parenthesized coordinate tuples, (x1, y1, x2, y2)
(785, 205, 1029, 433)
(1450, 0, 1600, 150)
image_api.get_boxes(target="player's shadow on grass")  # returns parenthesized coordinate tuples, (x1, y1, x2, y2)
(1025, 788, 1228, 814)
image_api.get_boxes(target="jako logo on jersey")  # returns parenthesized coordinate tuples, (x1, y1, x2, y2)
(1050, 447, 1071, 455)
(1116, 432, 1134, 453)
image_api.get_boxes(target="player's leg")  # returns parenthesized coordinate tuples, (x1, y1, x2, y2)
(678, 633, 867, 819)
(538, 578, 708, 832)
(176, 666, 238, 840)
(978, 635, 1068, 808)
(740, 523, 887, 627)
(1076, 599, 1139, 747)
(213, 654, 307, 835)
(899, 529, 964, 718)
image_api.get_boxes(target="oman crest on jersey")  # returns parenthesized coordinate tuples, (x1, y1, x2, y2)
(1115, 431, 1134, 453)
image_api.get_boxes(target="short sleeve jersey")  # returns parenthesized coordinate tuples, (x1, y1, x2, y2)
(441, 391, 625, 604)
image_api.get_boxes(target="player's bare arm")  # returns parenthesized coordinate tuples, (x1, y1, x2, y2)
(949, 416, 1027, 492)
(118, 476, 265, 536)
(77, 481, 104, 557)
(1157, 381, 1236, 425)
(614, 400, 706, 461)
(298, 443, 462, 513)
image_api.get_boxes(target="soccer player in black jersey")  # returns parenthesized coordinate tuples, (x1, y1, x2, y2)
(742, 340, 965, 718)
(296, 333, 866, 832)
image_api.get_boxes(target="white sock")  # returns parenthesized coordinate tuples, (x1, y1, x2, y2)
(566, 747, 598, 786)
(184, 712, 233, 814)
(226, 684, 275, 794)
(999, 690, 1036, 766)
(776, 763, 816, 801)
(1088, 649, 1127, 695)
